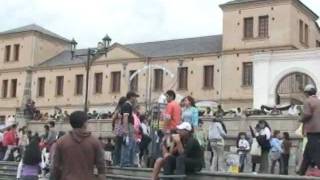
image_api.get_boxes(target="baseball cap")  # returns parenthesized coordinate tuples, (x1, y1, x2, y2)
(126, 91, 139, 99)
(304, 84, 316, 92)
(176, 122, 192, 131)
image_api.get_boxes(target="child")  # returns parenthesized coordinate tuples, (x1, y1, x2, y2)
(236, 132, 250, 172)
(281, 132, 292, 175)
(104, 138, 115, 166)
(270, 130, 283, 174)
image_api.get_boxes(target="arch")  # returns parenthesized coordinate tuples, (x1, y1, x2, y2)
(275, 72, 316, 104)
(253, 49, 320, 108)
(269, 67, 320, 99)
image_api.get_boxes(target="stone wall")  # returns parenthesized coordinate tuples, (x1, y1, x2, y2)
(27, 115, 303, 174)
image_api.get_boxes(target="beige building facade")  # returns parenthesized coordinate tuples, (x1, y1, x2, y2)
(0, 0, 320, 120)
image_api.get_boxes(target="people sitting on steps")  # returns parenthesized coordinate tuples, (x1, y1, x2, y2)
(151, 122, 202, 180)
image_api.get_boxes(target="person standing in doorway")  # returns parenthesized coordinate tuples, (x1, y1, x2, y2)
(53, 111, 106, 180)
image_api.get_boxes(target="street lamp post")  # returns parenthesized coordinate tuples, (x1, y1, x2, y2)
(71, 34, 112, 113)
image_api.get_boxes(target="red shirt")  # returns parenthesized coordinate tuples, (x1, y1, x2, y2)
(3, 130, 17, 146)
(165, 101, 181, 130)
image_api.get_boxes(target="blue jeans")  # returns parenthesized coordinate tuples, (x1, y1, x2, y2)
(120, 135, 136, 167)
(239, 153, 247, 172)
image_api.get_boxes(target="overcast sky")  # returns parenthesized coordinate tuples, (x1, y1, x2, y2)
(0, 0, 319, 48)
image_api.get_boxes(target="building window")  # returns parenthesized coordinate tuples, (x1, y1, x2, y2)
(203, 65, 214, 89)
(154, 69, 163, 91)
(38, 77, 45, 97)
(316, 40, 320, 47)
(299, 20, 304, 43)
(258, 16, 269, 38)
(4, 45, 11, 62)
(244, 17, 254, 38)
(56, 76, 64, 96)
(94, 73, 103, 94)
(178, 67, 188, 90)
(75, 74, 83, 95)
(0, 116, 5, 123)
(242, 62, 253, 86)
(111, 71, 121, 93)
(13, 44, 20, 61)
(305, 24, 309, 46)
(10, 79, 17, 98)
(2, 80, 8, 98)
(129, 70, 138, 92)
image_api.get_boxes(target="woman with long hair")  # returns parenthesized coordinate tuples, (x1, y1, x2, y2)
(19, 138, 42, 180)
(208, 118, 227, 172)
(181, 96, 199, 128)
(112, 96, 127, 166)
(255, 120, 272, 174)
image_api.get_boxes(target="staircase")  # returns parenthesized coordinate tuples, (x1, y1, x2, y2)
(0, 161, 18, 180)
(105, 166, 320, 180)
(1, 162, 320, 180)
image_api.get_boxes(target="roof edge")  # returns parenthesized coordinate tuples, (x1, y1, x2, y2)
(220, 0, 319, 20)
(124, 34, 222, 46)
(0, 24, 71, 43)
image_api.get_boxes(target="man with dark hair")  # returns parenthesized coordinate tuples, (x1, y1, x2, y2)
(120, 91, 139, 167)
(299, 84, 320, 175)
(53, 111, 106, 180)
(152, 122, 202, 180)
(163, 90, 181, 131)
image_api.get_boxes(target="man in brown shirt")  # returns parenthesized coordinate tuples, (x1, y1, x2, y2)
(53, 111, 106, 180)
(299, 84, 320, 175)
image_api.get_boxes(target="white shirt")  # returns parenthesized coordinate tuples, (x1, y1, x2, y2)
(259, 127, 271, 140)
(208, 122, 226, 141)
(140, 123, 150, 136)
(238, 139, 250, 154)
(288, 106, 298, 116)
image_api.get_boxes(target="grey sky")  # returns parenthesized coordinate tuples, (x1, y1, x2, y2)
(0, 0, 319, 48)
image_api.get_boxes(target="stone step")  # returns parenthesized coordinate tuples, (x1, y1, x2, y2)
(106, 174, 150, 180)
(107, 166, 153, 177)
(0, 161, 18, 179)
(106, 167, 320, 180)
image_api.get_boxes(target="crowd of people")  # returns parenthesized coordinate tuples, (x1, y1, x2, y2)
(0, 112, 109, 180)
(0, 84, 318, 179)
(108, 87, 320, 179)
(23, 99, 114, 122)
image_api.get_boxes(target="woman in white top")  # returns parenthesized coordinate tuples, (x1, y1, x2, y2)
(208, 118, 227, 172)
(255, 120, 272, 174)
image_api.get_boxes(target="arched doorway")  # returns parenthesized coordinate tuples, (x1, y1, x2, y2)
(275, 72, 316, 105)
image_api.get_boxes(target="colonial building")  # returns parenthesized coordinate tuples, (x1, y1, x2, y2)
(0, 0, 320, 120)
